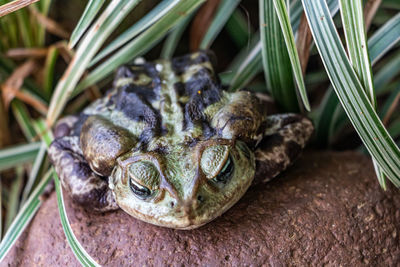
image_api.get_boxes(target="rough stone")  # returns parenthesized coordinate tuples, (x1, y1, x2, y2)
(3, 151, 400, 266)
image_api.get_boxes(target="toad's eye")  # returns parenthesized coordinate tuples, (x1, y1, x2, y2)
(128, 161, 160, 200)
(200, 145, 234, 184)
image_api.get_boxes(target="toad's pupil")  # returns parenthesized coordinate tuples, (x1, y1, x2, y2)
(129, 178, 151, 199)
(214, 156, 234, 184)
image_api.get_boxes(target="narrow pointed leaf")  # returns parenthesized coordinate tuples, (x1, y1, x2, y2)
(161, 12, 193, 59)
(75, 0, 205, 95)
(316, 12, 400, 145)
(227, 0, 338, 95)
(229, 41, 263, 91)
(47, 0, 141, 127)
(260, 0, 298, 111)
(200, 0, 241, 49)
(340, 0, 376, 105)
(0, 142, 40, 172)
(0, 169, 52, 262)
(225, 10, 253, 48)
(69, 0, 106, 48)
(5, 167, 24, 230)
(374, 53, 400, 94)
(53, 171, 101, 266)
(90, 0, 181, 66)
(43, 46, 59, 97)
(34, 120, 99, 266)
(11, 100, 36, 141)
(339, 0, 383, 185)
(21, 142, 47, 204)
(369, 12, 400, 65)
(302, 0, 400, 186)
(273, 0, 310, 110)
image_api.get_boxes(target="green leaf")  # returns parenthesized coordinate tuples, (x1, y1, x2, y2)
(91, 0, 182, 66)
(380, 83, 400, 119)
(43, 46, 59, 98)
(339, 0, 383, 185)
(36, 0, 52, 46)
(0, 169, 52, 262)
(273, 0, 310, 111)
(388, 119, 400, 139)
(315, 11, 400, 146)
(326, 54, 400, 144)
(200, 0, 241, 49)
(21, 142, 48, 205)
(289, 0, 304, 32)
(302, 0, 400, 186)
(229, 41, 263, 91)
(15, 9, 34, 47)
(225, 10, 253, 48)
(340, 0, 376, 105)
(11, 100, 36, 142)
(0, 142, 41, 172)
(292, 0, 340, 35)
(75, 0, 205, 96)
(227, 0, 338, 96)
(374, 52, 400, 94)
(5, 167, 24, 230)
(369, 12, 400, 65)
(33, 119, 53, 147)
(69, 0, 106, 48)
(374, 160, 387, 190)
(53, 171, 101, 266)
(260, 0, 298, 111)
(47, 0, 142, 127)
(161, 12, 193, 59)
(34, 120, 98, 266)
(227, 33, 261, 75)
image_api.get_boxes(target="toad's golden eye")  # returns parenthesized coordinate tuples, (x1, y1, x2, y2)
(200, 145, 234, 184)
(128, 161, 160, 200)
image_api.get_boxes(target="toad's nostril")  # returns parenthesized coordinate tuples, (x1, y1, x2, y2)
(197, 195, 205, 203)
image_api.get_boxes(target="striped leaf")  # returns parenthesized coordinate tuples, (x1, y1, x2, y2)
(54, 171, 100, 266)
(316, 12, 400, 146)
(228, 0, 338, 98)
(161, 12, 193, 59)
(90, 0, 182, 66)
(46, 0, 141, 127)
(0, 142, 40, 172)
(260, 0, 298, 111)
(0, 169, 52, 262)
(302, 0, 400, 186)
(199, 0, 241, 49)
(273, 0, 310, 110)
(74, 0, 205, 96)
(69, 0, 106, 48)
(34, 120, 99, 266)
(339, 0, 384, 186)
(369, 12, 400, 65)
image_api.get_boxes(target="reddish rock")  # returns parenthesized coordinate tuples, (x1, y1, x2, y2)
(4, 151, 400, 266)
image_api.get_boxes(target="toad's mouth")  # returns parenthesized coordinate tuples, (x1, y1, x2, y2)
(114, 181, 254, 230)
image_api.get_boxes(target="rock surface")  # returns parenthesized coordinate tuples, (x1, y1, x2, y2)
(4, 151, 400, 266)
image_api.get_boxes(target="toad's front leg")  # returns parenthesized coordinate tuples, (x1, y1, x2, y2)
(253, 114, 314, 184)
(48, 116, 119, 212)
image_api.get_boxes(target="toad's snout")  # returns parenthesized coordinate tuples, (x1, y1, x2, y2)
(175, 194, 206, 218)
(162, 194, 212, 229)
